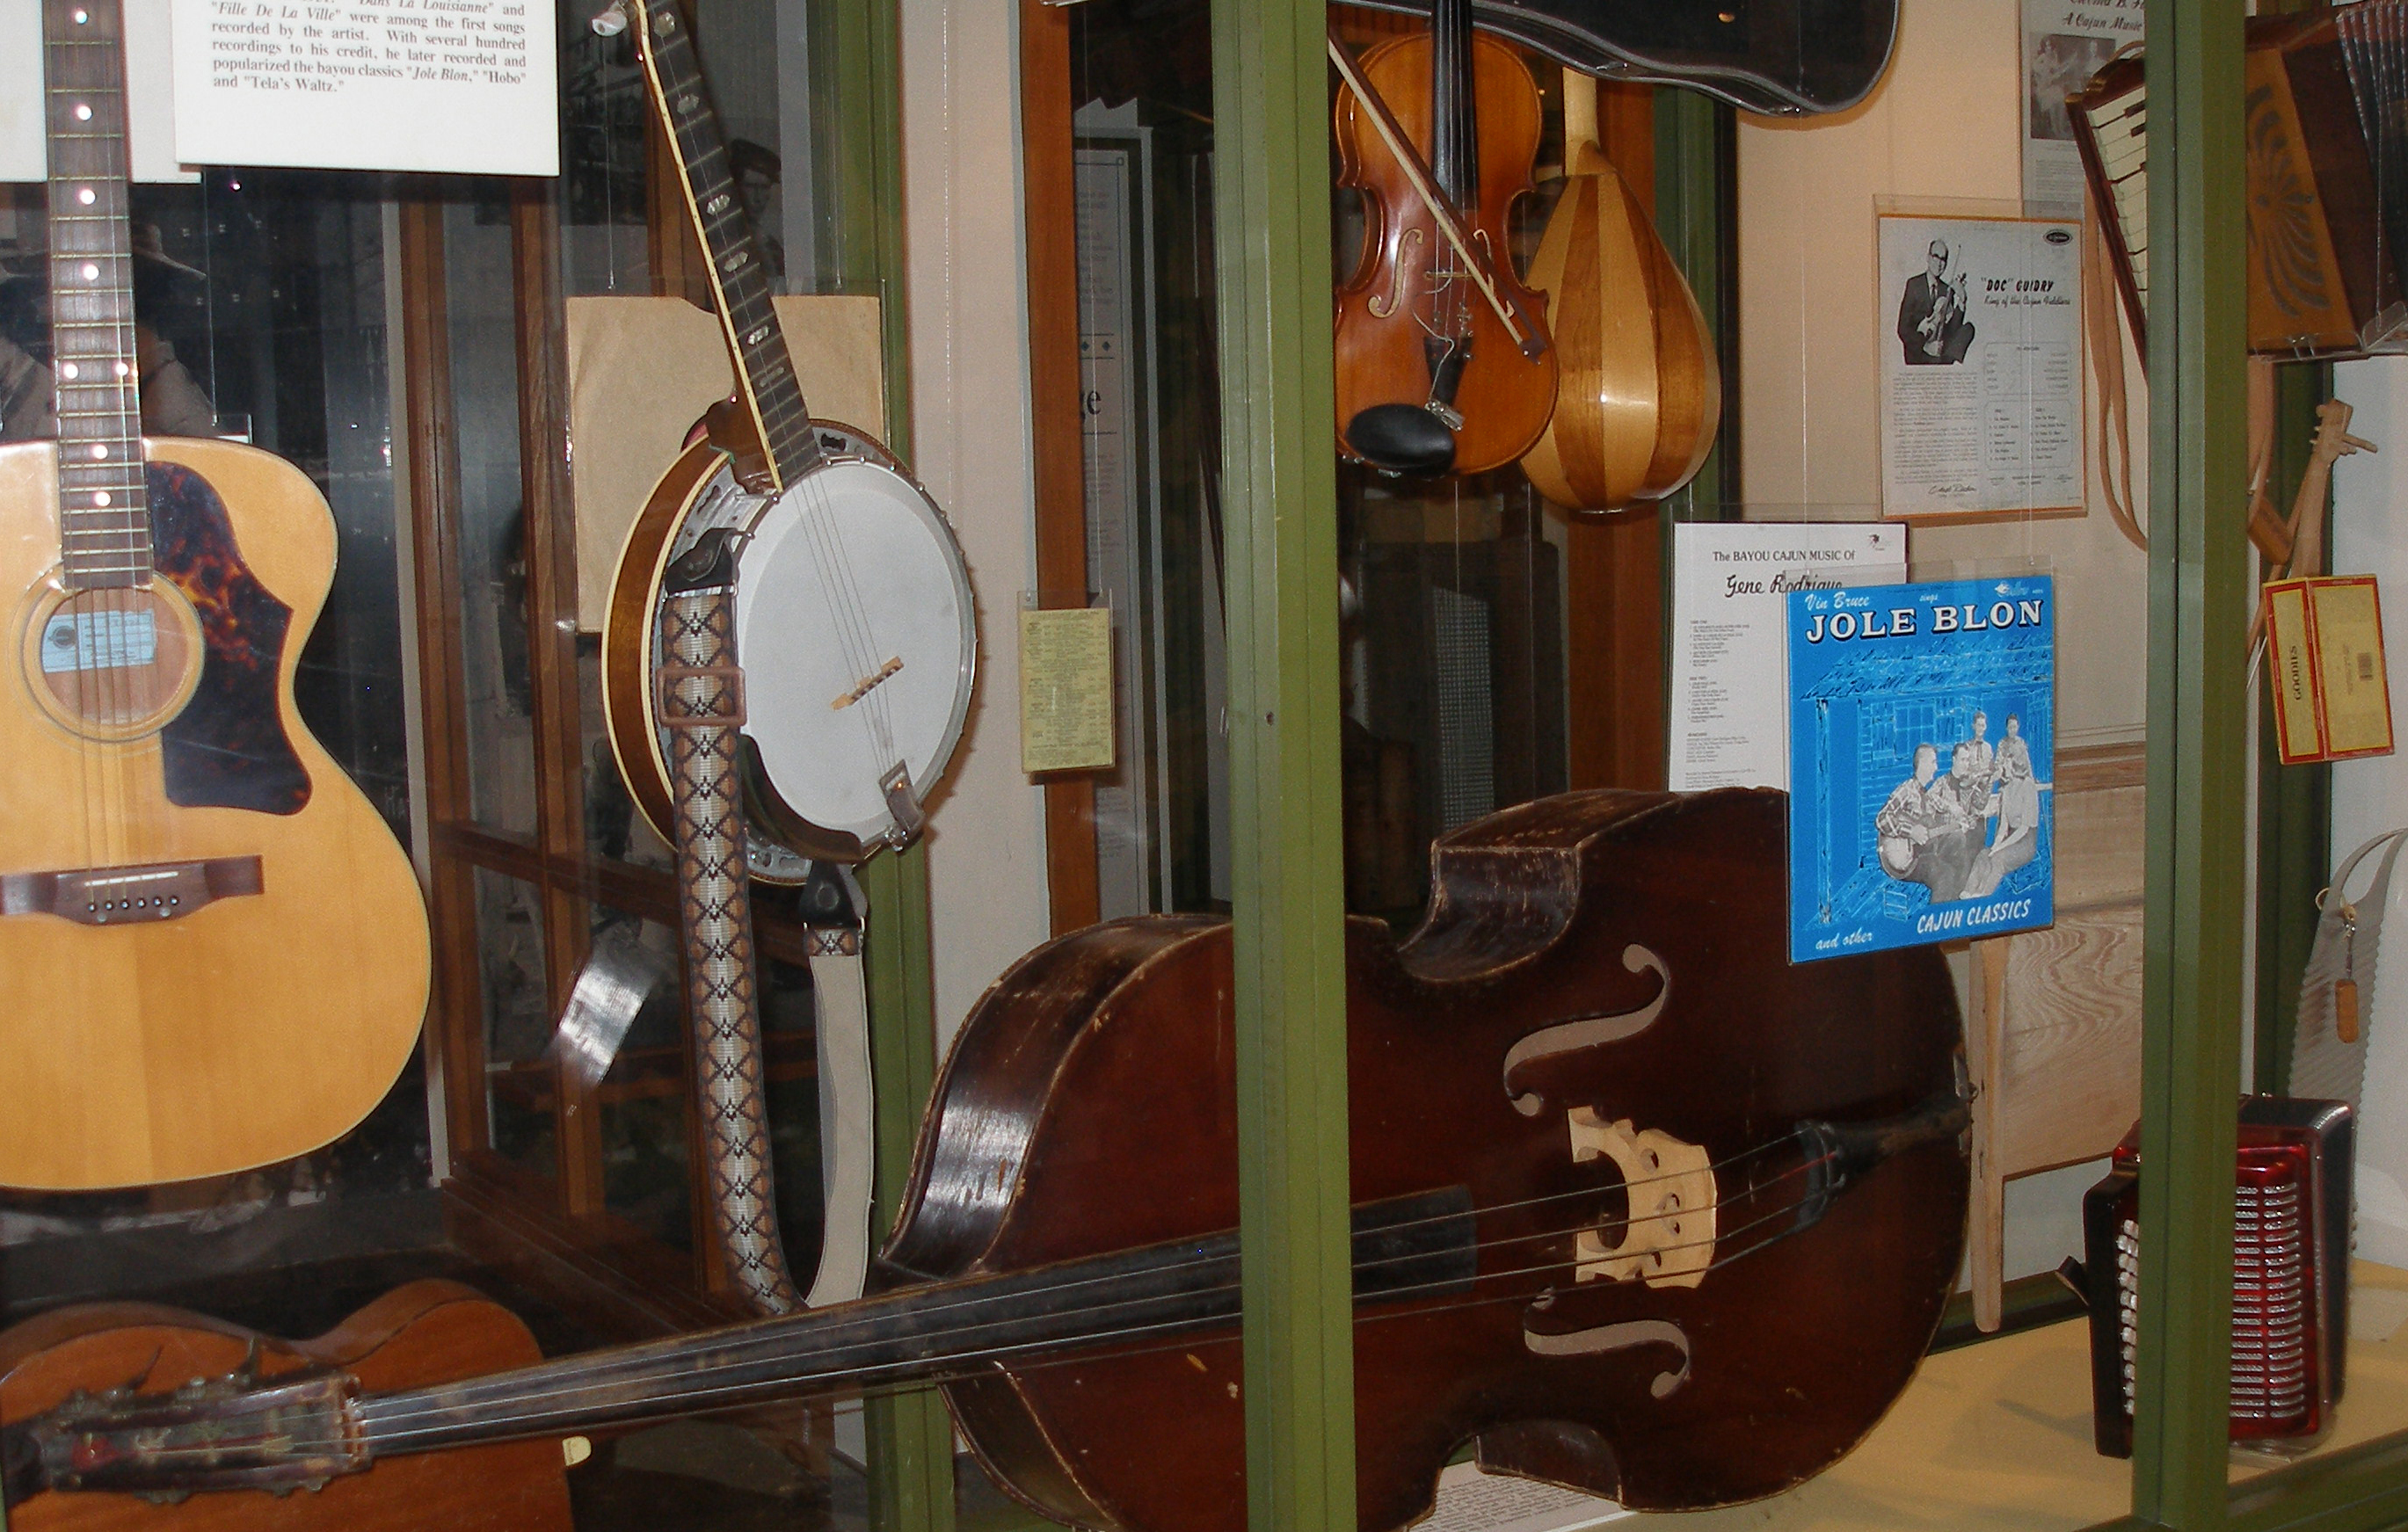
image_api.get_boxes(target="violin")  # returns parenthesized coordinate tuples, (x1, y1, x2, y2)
(1334, 1, 1560, 476)
(0, 788, 1968, 1529)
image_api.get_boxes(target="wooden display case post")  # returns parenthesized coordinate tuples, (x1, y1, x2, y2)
(1211, 0, 1357, 1527)
(2136, 0, 2249, 1523)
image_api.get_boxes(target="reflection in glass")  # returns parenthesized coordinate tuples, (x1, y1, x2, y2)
(476, 868, 555, 1178)
(446, 192, 538, 837)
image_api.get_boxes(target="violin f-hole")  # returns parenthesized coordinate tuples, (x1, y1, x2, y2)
(1369, 227, 1424, 319)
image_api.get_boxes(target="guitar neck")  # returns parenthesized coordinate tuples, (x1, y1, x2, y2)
(42, 0, 150, 590)
(350, 1189, 1472, 1461)
(630, 0, 820, 489)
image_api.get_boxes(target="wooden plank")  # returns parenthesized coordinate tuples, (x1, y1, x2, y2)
(1022, 0, 1102, 934)
(1214, 0, 1356, 1522)
(1995, 909, 2146, 1173)
(2135, 0, 2251, 1516)
(397, 199, 494, 1172)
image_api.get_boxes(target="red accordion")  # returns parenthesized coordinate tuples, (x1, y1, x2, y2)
(2082, 1097, 2354, 1457)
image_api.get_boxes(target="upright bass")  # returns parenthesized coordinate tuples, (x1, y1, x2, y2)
(0, 788, 1968, 1530)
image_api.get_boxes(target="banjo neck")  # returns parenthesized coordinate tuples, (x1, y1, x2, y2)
(629, 0, 824, 490)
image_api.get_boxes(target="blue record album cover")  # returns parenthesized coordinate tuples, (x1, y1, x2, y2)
(1787, 576, 2055, 962)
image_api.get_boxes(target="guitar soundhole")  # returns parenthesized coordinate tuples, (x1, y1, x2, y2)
(21, 582, 202, 738)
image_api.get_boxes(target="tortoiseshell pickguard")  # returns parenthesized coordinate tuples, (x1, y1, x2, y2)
(149, 461, 311, 815)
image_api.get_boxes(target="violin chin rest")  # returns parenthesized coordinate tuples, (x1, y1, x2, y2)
(1347, 404, 1458, 476)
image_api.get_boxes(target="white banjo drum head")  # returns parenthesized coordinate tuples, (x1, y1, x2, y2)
(733, 457, 976, 853)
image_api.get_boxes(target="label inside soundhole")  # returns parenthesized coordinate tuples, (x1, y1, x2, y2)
(40, 607, 158, 672)
(23, 582, 203, 738)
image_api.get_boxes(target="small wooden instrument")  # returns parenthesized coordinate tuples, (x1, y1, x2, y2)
(1341, 0, 1902, 117)
(0, 0, 430, 1190)
(1518, 69, 1719, 512)
(1333, 0, 1560, 476)
(2244, 399, 2375, 657)
(601, 0, 975, 873)
(2071, 8, 2403, 360)
(0, 789, 1971, 1527)
(0, 1282, 572, 1531)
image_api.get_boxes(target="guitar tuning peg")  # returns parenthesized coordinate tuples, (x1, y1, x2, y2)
(591, 0, 629, 36)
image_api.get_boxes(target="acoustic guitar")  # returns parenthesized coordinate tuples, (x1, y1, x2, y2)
(0, 0, 430, 1189)
(0, 789, 1968, 1528)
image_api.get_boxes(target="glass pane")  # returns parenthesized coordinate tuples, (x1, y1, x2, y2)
(582, 640, 673, 870)
(445, 190, 539, 838)
(1070, 0, 1226, 918)
(476, 867, 556, 1180)
(589, 907, 690, 1251)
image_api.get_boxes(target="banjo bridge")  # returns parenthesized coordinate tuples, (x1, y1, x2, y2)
(832, 656, 905, 711)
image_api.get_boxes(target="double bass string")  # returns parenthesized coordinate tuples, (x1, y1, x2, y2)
(326, 1143, 1848, 1456)
(157, 1164, 1851, 1475)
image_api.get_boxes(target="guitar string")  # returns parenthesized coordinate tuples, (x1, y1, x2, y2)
(794, 466, 902, 775)
(48, 10, 128, 886)
(128, 1173, 1849, 1472)
(650, 4, 910, 806)
(324, 1142, 1846, 1448)
(649, 1, 904, 781)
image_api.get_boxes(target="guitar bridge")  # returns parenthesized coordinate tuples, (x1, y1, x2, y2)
(0, 856, 263, 926)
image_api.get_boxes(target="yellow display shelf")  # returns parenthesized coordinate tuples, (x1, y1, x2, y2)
(1662, 1263, 2408, 1532)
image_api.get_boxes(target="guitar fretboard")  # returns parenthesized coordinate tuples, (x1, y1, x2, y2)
(634, 0, 821, 489)
(43, 0, 150, 590)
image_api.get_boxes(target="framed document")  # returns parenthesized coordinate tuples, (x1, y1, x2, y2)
(1877, 211, 2084, 521)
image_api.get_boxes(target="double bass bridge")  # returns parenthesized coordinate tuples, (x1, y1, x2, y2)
(1568, 1109, 1716, 1289)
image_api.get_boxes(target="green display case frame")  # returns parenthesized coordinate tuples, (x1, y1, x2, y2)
(847, 0, 2408, 1528)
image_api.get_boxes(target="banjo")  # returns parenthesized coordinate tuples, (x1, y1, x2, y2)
(600, 0, 975, 878)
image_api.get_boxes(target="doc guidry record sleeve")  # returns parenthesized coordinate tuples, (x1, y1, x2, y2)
(1787, 575, 2055, 963)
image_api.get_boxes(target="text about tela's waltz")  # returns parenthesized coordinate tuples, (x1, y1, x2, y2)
(201, 0, 529, 93)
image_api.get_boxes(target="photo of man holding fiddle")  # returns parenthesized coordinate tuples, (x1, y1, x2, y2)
(1895, 237, 1975, 365)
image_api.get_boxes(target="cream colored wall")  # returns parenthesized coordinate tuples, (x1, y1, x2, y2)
(1739, 0, 2149, 744)
(901, 0, 1051, 1049)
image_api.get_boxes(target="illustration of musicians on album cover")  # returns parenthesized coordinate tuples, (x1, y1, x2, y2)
(1787, 576, 2055, 962)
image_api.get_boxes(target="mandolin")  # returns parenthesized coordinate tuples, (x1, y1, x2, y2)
(1334, 1, 1560, 476)
(600, 0, 976, 875)
(1518, 69, 1720, 512)
(0, 789, 1968, 1528)
(0, 0, 430, 1190)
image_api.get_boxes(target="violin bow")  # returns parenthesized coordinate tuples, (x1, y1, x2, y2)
(1327, 30, 1550, 361)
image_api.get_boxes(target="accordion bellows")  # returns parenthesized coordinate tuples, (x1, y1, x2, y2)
(2083, 1097, 2354, 1458)
(2072, 6, 2408, 359)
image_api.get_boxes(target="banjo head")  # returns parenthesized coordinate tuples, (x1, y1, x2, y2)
(729, 455, 977, 857)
